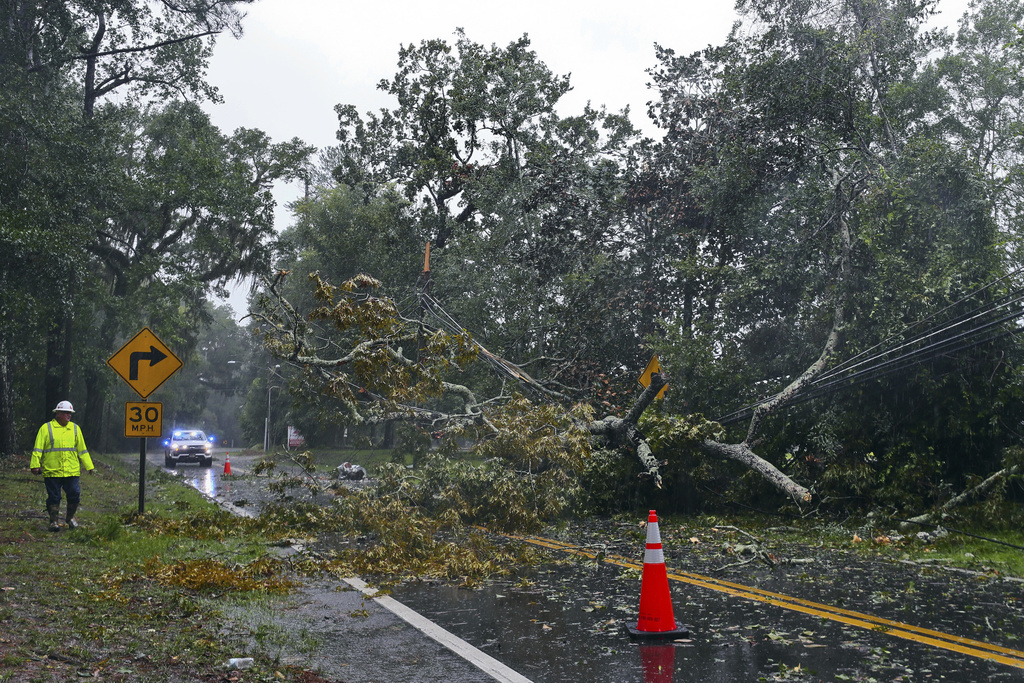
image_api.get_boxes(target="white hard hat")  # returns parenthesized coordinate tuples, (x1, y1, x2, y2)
(53, 401, 75, 413)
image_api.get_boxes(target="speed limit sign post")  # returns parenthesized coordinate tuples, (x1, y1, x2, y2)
(125, 401, 162, 438)
(123, 398, 163, 514)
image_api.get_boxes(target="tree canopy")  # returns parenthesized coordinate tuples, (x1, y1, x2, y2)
(0, 0, 310, 456)
(256, 2, 1024, 517)
(5, 0, 1024, 522)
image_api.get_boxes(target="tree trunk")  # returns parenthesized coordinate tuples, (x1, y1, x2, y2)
(900, 465, 1021, 530)
(382, 419, 396, 448)
(44, 311, 72, 416)
(0, 349, 16, 459)
(84, 368, 107, 451)
(699, 440, 812, 502)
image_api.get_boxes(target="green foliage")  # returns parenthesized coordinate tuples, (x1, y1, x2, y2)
(641, 412, 725, 452)
(0, 0, 314, 459)
(282, 184, 421, 297)
(328, 29, 644, 392)
(467, 396, 593, 470)
(643, 0, 1024, 511)
(575, 447, 648, 513)
(128, 506, 261, 541)
(0, 454, 288, 679)
(255, 492, 544, 585)
(249, 4, 1024, 515)
(375, 455, 581, 532)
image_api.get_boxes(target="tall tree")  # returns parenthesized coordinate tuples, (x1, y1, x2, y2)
(1, 0, 253, 118)
(78, 101, 312, 438)
(0, 74, 95, 454)
(2, 0, 257, 422)
(330, 30, 640, 390)
(646, 0, 1017, 506)
(938, 0, 1024, 258)
(0, 0, 311, 459)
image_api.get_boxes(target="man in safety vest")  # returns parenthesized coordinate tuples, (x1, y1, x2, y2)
(30, 401, 94, 531)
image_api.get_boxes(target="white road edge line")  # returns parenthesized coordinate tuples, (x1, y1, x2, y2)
(344, 577, 534, 683)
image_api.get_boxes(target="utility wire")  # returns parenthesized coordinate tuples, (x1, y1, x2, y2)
(717, 323, 1022, 425)
(419, 292, 546, 391)
(715, 274, 1024, 425)
(822, 267, 1024, 379)
(814, 287, 1024, 386)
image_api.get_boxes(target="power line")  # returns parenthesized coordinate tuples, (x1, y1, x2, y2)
(715, 274, 1024, 425)
(815, 287, 1024, 386)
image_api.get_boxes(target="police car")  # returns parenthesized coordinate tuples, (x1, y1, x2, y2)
(163, 429, 214, 467)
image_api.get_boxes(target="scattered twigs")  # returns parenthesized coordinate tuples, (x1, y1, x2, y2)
(716, 525, 777, 569)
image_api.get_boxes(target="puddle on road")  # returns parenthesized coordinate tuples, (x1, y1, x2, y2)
(391, 559, 1022, 682)
(166, 463, 231, 499)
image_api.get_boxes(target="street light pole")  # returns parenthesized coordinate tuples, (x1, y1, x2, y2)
(264, 386, 280, 451)
(264, 365, 281, 452)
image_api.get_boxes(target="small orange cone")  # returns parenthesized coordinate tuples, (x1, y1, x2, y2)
(223, 453, 232, 476)
(626, 510, 690, 640)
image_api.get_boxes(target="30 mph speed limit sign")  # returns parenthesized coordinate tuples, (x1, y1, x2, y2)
(124, 402, 162, 438)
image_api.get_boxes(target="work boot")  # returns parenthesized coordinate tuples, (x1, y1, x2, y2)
(65, 502, 79, 529)
(46, 504, 60, 532)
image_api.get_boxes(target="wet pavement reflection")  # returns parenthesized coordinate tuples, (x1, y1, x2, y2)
(158, 453, 230, 500)
(391, 558, 1024, 682)
(184, 465, 218, 497)
(156, 455, 1024, 682)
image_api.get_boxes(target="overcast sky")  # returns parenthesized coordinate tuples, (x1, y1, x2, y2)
(203, 0, 972, 315)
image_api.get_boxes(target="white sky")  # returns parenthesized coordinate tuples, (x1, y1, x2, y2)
(204, 0, 973, 315)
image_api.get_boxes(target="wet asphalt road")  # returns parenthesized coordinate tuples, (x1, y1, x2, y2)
(143, 448, 1024, 683)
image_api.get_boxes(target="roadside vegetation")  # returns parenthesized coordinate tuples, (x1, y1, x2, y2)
(0, 454, 306, 683)
(256, 445, 1024, 580)
(0, 451, 545, 682)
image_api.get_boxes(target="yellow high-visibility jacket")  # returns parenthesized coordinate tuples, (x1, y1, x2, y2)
(30, 420, 93, 477)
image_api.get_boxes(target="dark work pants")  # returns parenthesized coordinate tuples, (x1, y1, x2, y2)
(44, 476, 81, 507)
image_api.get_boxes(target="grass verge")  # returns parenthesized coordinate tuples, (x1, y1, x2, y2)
(0, 453, 327, 683)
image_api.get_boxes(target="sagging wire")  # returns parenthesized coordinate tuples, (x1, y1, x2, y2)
(813, 286, 1024, 386)
(823, 266, 1024, 380)
(419, 291, 551, 392)
(716, 273, 1024, 425)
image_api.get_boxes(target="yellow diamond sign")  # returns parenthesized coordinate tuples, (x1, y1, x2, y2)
(107, 328, 182, 399)
(638, 355, 668, 399)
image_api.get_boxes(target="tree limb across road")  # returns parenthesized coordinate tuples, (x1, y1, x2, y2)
(252, 269, 818, 503)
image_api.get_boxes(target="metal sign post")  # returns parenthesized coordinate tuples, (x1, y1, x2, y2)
(124, 401, 162, 514)
(108, 328, 181, 514)
(138, 429, 147, 514)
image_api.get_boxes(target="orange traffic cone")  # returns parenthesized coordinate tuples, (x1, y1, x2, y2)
(626, 510, 690, 640)
(223, 453, 232, 476)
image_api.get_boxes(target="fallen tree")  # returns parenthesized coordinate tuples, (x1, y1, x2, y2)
(251, 265, 818, 506)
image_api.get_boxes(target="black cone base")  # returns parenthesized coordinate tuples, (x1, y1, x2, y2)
(625, 623, 692, 640)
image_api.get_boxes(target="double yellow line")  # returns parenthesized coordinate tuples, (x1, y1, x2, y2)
(505, 531, 1024, 669)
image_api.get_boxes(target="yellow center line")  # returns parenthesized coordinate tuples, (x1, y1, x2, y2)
(500, 531, 1024, 670)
